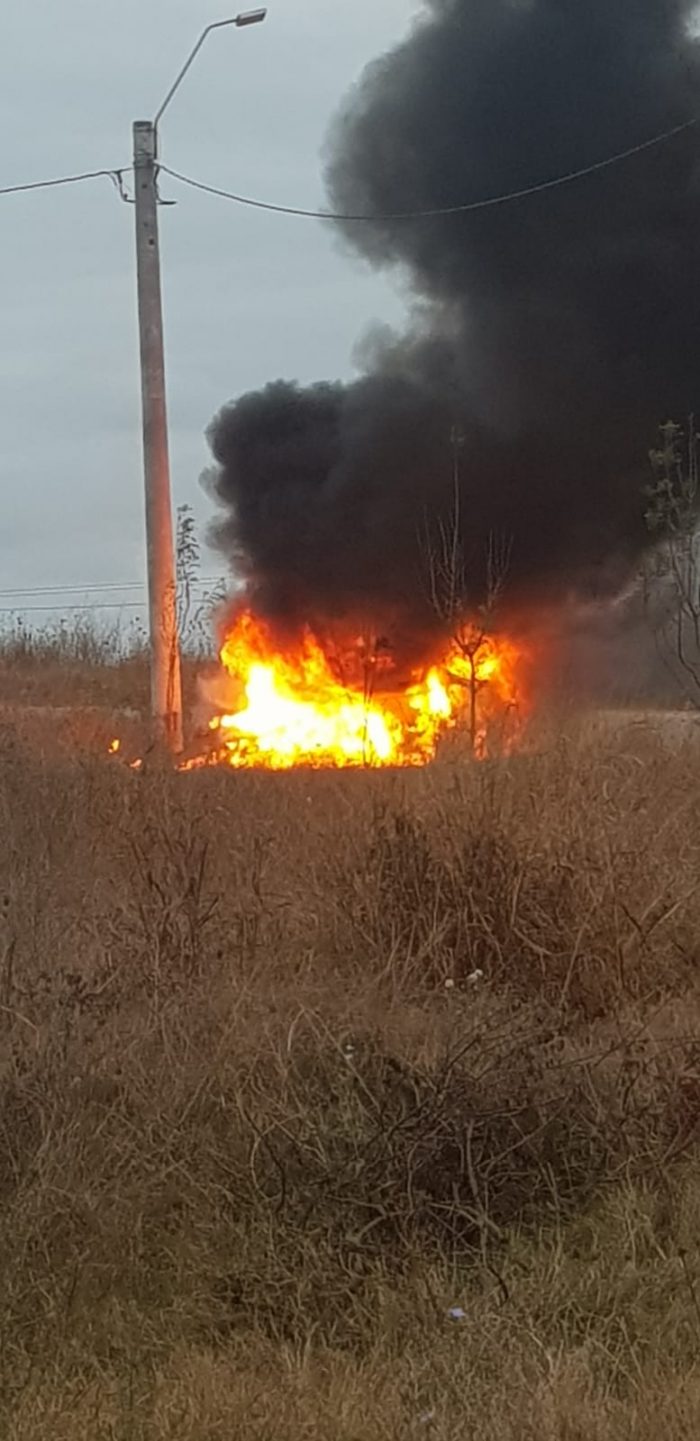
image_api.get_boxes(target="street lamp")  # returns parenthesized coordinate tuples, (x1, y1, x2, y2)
(133, 10, 267, 755)
(235, 9, 268, 24)
(154, 11, 268, 131)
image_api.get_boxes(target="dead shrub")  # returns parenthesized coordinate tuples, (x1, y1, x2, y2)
(334, 792, 695, 1014)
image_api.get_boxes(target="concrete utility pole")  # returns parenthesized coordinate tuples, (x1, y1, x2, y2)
(133, 119, 183, 754)
(133, 8, 267, 757)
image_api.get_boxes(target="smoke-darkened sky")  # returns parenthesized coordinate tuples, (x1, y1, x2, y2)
(208, 0, 700, 648)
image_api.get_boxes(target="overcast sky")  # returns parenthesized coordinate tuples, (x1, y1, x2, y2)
(0, 0, 420, 613)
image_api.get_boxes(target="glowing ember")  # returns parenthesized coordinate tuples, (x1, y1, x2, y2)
(190, 611, 526, 770)
(107, 736, 143, 771)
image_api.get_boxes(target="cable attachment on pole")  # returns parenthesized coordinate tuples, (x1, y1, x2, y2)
(111, 169, 134, 204)
(154, 168, 177, 207)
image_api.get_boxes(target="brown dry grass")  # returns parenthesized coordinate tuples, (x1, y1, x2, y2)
(0, 622, 206, 720)
(0, 664, 699, 1437)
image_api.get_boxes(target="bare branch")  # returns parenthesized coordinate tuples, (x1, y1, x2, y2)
(422, 430, 512, 753)
(643, 418, 700, 704)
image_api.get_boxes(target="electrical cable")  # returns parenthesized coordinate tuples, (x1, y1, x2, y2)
(159, 117, 698, 222)
(0, 602, 147, 615)
(0, 114, 695, 214)
(0, 591, 226, 614)
(0, 579, 224, 599)
(0, 166, 132, 198)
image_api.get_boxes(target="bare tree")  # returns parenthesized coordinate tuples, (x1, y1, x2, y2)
(176, 505, 227, 657)
(643, 418, 700, 704)
(425, 428, 512, 754)
(176, 504, 200, 640)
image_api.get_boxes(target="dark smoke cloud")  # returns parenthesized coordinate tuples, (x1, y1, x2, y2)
(206, 0, 700, 657)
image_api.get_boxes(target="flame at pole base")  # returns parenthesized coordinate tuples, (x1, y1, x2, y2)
(184, 610, 528, 772)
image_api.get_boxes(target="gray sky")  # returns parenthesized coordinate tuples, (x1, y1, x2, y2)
(0, 0, 419, 614)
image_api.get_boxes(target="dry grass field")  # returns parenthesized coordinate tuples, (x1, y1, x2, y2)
(1, 636, 700, 1438)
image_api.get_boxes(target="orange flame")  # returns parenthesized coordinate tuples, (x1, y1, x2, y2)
(191, 611, 526, 770)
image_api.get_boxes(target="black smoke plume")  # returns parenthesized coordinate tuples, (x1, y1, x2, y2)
(206, 0, 700, 661)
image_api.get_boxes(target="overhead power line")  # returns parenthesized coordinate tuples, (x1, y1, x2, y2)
(0, 601, 147, 615)
(0, 592, 226, 615)
(0, 583, 147, 599)
(0, 166, 131, 198)
(159, 116, 698, 222)
(0, 578, 224, 599)
(1, 115, 695, 216)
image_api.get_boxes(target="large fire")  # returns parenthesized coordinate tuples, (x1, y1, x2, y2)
(185, 610, 526, 770)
